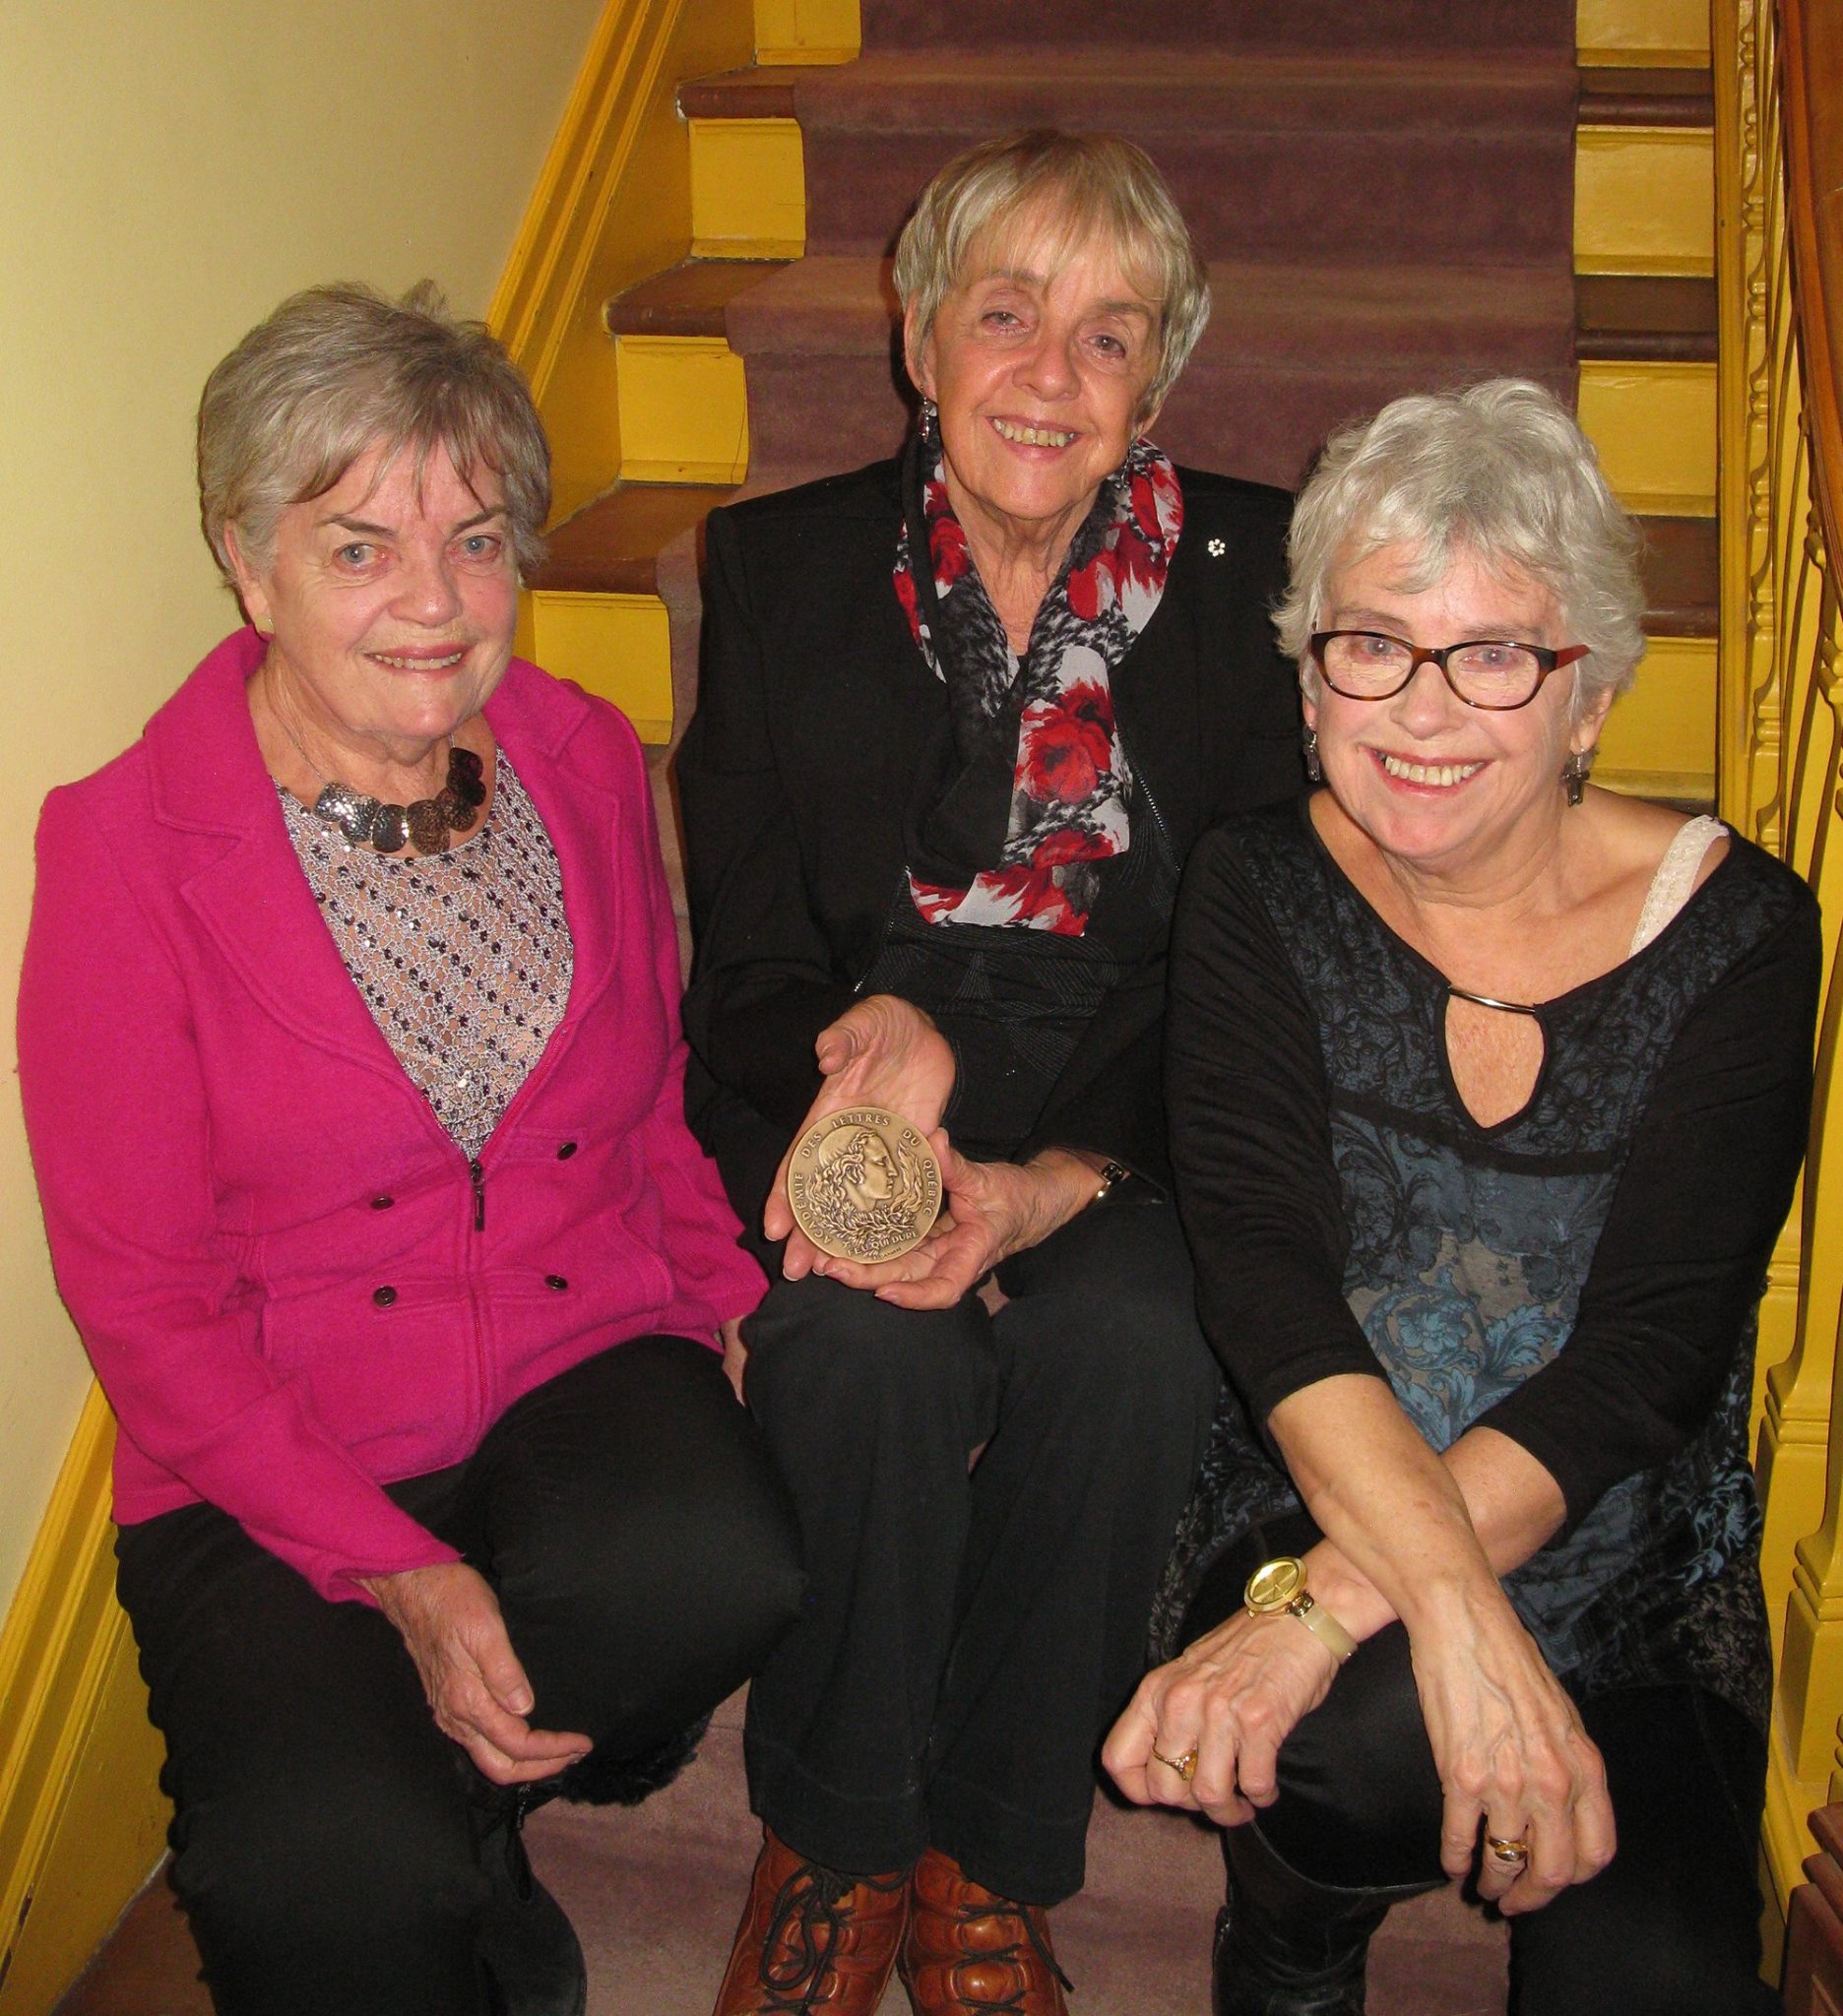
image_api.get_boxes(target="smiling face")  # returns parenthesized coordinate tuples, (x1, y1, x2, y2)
(907, 214, 1162, 559)
(228, 436, 519, 771)
(1305, 540, 1610, 880)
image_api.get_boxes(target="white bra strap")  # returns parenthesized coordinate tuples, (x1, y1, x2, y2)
(1628, 815, 1726, 956)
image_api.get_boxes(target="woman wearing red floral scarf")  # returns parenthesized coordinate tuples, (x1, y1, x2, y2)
(678, 130, 1303, 2016)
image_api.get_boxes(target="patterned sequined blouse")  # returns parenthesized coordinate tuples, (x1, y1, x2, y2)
(280, 751, 573, 1161)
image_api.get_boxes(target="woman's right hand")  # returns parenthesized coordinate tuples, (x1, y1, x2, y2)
(1410, 1589, 1617, 1914)
(364, 1562, 593, 1787)
(764, 994, 957, 1279)
(1104, 1606, 1343, 1827)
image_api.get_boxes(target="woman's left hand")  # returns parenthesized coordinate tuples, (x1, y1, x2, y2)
(1410, 1594, 1617, 1915)
(364, 1561, 594, 1787)
(1103, 1608, 1342, 1827)
(814, 1138, 1097, 1309)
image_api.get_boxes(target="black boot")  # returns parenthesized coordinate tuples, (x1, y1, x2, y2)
(1211, 1825, 1397, 2016)
(474, 1784, 588, 2016)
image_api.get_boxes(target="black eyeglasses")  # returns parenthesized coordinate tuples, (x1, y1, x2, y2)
(1308, 631, 1589, 711)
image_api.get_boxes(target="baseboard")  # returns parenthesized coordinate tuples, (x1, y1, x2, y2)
(0, 1384, 168, 2014)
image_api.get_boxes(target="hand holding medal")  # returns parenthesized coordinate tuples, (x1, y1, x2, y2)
(763, 996, 958, 1279)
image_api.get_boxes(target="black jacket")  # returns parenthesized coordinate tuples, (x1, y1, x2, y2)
(677, 456, 1303, 1222)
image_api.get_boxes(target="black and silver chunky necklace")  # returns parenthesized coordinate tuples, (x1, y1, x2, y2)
(306, 743, 488, 854)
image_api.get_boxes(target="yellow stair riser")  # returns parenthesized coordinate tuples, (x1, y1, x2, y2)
(1576, 0, 1710, 66)
(754, 0, 859, 64)
(517, 590, 675, 746)
(1593, 633, 1715, 802)
(689, 117, 805, 258)
(613, 334, 750, 486)
(1576, 127, 1715, 277)
(1578, 358, 1716, 517)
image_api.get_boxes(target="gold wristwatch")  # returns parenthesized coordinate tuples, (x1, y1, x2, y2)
(1243, 1556, 1358, 1663)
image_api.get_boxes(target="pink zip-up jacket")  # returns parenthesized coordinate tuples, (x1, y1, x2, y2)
(18, 629, 766, 1602)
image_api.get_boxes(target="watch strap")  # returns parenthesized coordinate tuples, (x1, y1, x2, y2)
(1288, 1589, 1358, 1663)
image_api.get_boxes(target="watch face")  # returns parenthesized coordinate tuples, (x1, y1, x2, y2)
(1245, 1556, 1306, 1612)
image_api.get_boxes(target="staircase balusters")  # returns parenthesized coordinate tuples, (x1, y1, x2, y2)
(1718, 0, 1843, 1920)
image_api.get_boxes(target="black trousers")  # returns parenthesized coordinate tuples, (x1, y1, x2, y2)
(740, 1193, 1221, 1906)
(1187, 1519, 1779, 2016)
(115, 1336, 804, 2016)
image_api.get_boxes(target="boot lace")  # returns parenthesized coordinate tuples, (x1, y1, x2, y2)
(756, 1859, 906, 2015)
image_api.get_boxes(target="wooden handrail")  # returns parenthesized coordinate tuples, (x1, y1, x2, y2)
(1783, 0, 1843, 580)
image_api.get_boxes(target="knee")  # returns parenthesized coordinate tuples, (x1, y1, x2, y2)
(501, 1440, 805, 1722)
(744, 1273, 987, 1421)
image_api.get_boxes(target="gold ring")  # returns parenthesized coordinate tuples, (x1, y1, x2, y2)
(1151, 1745, 1198, 1782)
(1485, 1834, 1530, 1865)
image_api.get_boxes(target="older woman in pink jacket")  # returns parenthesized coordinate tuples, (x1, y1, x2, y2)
(17, 283, 801, 2016)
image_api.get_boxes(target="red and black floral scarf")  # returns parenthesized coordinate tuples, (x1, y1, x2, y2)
(893, 434, 1182, 936)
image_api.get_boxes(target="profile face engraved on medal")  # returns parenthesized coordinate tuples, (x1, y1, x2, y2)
(788, 1106, 943, 1263)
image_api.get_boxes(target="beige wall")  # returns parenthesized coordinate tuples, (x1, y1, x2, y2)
(0, 0, 604, 1616)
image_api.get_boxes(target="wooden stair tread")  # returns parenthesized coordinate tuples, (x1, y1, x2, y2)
(858, 0, 1574, 54)
(679, 66, 803, 118)
(683, 49, 1577, 130)
(1635, 515, 1718, 637)
(1576, 275, 1717, 361)
(1578, 66, 1714, 126)
(604, 260, 789, 340)
(532, 484, 733, 597)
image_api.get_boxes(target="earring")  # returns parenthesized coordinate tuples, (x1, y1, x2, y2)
(1562, 746, 1596, 806)
(1303, 724, 1323, 784)
(919, 397, 938, 444)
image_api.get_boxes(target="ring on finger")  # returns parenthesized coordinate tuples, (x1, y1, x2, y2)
(1484, 1833, 1530, 1867)
(1151, 1744, 1198, 1783)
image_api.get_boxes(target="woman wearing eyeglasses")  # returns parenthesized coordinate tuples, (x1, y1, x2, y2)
(1104, 381, 1816, 2016)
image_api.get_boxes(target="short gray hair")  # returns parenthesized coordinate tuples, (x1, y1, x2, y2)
(893, 130, 1211, 423)
(1277, 379, 1647, 704)
(198, 281, 550, 584)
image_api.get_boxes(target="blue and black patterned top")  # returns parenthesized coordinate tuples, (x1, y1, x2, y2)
(1153, 799, 1819, 1734)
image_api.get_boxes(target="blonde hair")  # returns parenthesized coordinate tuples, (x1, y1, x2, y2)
(197, 281, 550, 583)
(893, 130, 1210, 422)
(1277, 379, 1647, 703)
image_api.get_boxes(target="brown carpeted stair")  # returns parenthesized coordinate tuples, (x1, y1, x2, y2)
(677, 22, 1580, 497)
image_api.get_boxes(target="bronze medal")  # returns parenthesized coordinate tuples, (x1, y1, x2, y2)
(787, 1106, 942, 1263)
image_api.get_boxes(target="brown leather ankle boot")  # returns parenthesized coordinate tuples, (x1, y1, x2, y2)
(711, 1827, 910, 2015)
(898, 1847, 1072, 2014)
